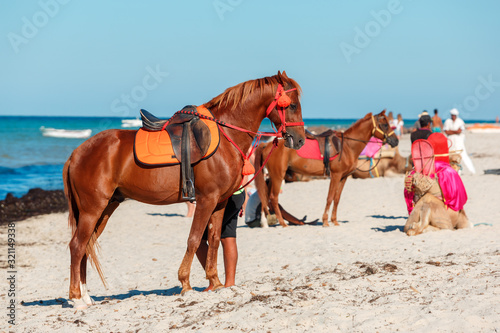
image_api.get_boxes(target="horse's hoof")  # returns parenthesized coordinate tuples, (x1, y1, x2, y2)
(181, 287, 193, 295)
(82, 294, 95, 306)
(69, 298, 88, 310)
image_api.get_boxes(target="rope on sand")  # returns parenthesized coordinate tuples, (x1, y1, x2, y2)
(473, 223, 493, 227)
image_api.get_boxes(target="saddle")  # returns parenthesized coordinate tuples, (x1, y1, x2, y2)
(305, 129, 342, 176)
(136, 105, 220, 201)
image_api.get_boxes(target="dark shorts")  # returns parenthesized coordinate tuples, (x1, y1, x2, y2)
(203, 191, 245, 240)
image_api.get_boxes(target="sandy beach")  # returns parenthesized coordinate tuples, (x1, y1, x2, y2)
(2, 131, 499, 332)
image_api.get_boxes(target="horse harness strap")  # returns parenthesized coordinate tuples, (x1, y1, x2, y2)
(371, 115, 394, 140)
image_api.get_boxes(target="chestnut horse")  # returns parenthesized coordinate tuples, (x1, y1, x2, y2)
(254, 111, 398, 227)
(63, 71, 305, 309)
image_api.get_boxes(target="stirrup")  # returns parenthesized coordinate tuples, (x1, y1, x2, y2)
(182, 179, 195, 201)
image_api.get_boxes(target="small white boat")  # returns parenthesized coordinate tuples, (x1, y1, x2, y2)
(40, 126, 92, 139)
(121, 119, 143, 128)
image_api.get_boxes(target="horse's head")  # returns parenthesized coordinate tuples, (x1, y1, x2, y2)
(266, 71, 305, 150)
(371, 110, 399, 147)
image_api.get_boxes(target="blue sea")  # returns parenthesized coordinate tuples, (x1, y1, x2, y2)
(0, 115, 491, 200)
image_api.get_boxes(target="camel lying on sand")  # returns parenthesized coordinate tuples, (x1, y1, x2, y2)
(404, 173, 472, 236)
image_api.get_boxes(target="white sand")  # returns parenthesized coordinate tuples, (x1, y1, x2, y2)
(2, 132, 499, 332)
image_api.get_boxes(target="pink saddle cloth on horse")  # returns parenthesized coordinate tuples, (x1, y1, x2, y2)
(296, 138, 339, 160)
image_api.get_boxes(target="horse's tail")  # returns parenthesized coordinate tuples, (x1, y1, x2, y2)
(63, 156, 107, 288)
(254, 142, 270, 216)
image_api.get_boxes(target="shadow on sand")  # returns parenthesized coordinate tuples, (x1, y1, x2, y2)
(368, 214, 405, 233)
(21, 286, 205, 308)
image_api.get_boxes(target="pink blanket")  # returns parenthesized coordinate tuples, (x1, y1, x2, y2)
(360, 137, 383, 158)
(404, 161, 468, 214)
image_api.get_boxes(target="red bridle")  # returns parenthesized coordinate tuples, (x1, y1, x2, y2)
(265, 84, 304, 137)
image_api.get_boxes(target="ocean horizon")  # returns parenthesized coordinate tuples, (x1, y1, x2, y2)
(0, 115, 495, 200)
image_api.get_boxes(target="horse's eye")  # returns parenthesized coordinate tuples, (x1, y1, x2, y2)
(381, 123, 388, 130)
(289, 104, 297, 111)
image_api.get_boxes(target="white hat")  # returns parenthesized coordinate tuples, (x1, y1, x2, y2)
(450, 108, 459, 116)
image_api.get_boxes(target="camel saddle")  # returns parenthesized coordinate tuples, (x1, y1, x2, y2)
(305, 129, 342, 176)
(135, 105, 220, 201)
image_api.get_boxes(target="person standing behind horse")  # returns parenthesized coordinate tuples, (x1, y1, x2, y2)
(432, 109, 443, 132)
(196, 188, 245, 290)
(443, 108, 476, 174)
(410, 114, 432, 143)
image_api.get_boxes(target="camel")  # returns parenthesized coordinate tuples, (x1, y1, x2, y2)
(404, 172, 471, 236)
(352, 147, 412, 179)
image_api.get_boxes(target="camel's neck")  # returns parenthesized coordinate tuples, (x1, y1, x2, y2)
(344, 116, 375, 157)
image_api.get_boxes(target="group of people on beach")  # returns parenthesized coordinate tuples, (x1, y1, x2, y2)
(389, 108, 475, 174)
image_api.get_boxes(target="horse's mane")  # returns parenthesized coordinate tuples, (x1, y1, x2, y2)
(345, 112, 372, 135)
(205, 74, 302, 111)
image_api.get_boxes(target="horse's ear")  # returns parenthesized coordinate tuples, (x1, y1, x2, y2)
(381, 109, 386, 115)
(281, 70, 288, 78)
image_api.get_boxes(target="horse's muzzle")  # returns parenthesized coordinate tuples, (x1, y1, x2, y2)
(387, 136, 399, 148)
(284, 132, 305, 150)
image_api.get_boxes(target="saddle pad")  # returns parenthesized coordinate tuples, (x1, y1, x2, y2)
(134, 105, 220, 166)
(412, 139, 435, 176)
(296, 138, 338, 161)
(360, 137, 383, 158)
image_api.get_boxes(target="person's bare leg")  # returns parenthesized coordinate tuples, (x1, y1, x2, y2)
(186, 202, 196, 218)
(220, 237, 237, 287)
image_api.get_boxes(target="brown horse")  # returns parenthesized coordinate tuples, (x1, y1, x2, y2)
(63, 71, 305, 309)
(351, 147, 412, 179)
(254, 111, 398, 227)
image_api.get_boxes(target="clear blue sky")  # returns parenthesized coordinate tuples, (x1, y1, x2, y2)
(1, 0, 499, 120)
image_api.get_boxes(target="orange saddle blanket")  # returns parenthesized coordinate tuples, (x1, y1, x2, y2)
(134, 106, 220, 166)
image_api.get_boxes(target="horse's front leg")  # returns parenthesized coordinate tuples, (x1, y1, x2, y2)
(269, 177, 287, 227)
(322, 172, 342, 227)
(178, 198, 219, 293)
(330, 177, 347, 226)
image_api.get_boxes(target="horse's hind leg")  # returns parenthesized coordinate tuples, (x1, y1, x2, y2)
(330, 176, 347, 226)
(69, 213, 99, 309)
(322, 173, 342, 227)
(79, 200, 120, 306)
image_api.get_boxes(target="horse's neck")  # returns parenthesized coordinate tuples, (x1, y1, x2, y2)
(210, 96, 269, 153)
(344, 117, 374, 156)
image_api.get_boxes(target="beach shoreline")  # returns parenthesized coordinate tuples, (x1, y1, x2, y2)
(2, 132, 499, 332)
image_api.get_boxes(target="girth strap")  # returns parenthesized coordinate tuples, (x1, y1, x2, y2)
(181, 120, 195, 201)
(323, 137, 331, 176)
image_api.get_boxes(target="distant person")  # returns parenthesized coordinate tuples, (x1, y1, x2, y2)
(443, 108, 476, 174)
(413, 111, 429, 131)
(432, 109, 443, 133)
(394, 113, 404, 139)
(387, 111, 396, 130)
(410, 114, 432, 143)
